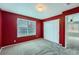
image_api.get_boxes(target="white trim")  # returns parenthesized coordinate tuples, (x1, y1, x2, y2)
(1, 43, 21, 49)
(65, 16, 67, 48)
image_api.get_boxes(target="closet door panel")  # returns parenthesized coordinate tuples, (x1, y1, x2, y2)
(44, 19, 59, 44)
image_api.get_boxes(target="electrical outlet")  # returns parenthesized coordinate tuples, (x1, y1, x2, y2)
(14, 40, 16, 43)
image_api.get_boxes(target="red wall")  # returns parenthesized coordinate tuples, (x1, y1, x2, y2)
(63, 7, 79, 15)
(0, 10, 2, 47)
(1, 10, 43, 47)
(0, 7, 79, 47)
(59, 15, 65, 46)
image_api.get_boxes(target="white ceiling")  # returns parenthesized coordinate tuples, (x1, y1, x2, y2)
(0, 3, 79, 19)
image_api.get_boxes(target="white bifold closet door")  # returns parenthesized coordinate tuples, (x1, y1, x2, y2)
(44, 19, 59, 44)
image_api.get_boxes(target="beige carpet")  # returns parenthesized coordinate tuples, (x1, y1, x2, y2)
(0, 38, 79, 55)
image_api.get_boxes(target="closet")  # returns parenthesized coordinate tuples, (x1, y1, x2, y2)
(65, 13, 79, 50)
(44, 19, 59, 44)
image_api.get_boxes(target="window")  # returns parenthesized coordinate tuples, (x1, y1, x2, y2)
(17, 18, 36, 37)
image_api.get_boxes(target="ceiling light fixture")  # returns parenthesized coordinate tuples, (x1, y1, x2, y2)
(36, 3, 46, 12)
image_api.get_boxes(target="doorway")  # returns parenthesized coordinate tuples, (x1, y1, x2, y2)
(65, 13, 79, 50)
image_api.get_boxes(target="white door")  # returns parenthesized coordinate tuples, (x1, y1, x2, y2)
(44, 19, 59, 44)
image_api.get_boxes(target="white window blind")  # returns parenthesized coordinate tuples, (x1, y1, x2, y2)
(17, 18, 36, 37)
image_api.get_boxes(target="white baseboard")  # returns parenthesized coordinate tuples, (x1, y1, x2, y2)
(1, 38, 43, 49)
